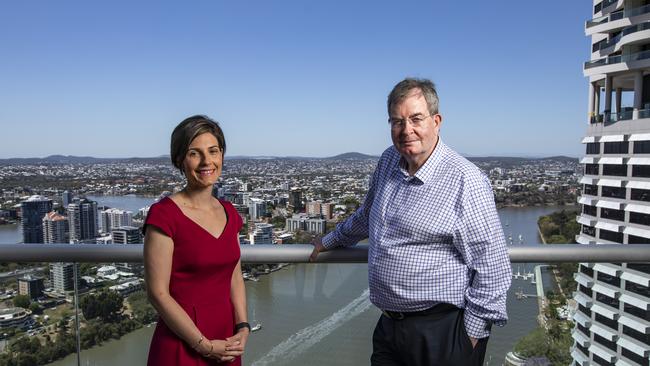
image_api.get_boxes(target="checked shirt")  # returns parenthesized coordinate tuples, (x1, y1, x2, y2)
(322, 139, 512, 338)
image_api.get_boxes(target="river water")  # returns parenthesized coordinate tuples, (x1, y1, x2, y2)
(0, 196, 567, 365)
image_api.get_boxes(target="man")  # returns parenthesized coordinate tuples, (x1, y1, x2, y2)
(311, 78, 511, 365)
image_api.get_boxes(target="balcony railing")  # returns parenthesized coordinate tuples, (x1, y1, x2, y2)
(590, 108, 650, 124)
(584, 50, 650, 70)
(3, 243, 650, 263)
(588, 4, 650, 29)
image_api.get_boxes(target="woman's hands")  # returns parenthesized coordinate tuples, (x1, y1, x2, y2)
(199, 329, 250, 362)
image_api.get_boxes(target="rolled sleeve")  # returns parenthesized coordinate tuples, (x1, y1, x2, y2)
(455, 175, 511, 338)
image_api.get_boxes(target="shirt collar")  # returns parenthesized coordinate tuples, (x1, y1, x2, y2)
(397, 138, 448, 184)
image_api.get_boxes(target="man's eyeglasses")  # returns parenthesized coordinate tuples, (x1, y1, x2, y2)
(388, 114, 434, 129)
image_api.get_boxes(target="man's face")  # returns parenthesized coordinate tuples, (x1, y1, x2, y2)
(389, 88, 441, 167)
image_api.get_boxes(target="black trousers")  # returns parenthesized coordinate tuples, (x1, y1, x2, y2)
(371, 306, 489, 366)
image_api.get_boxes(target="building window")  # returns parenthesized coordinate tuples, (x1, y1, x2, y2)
(577, 342, 590, 358)
(586, 142, 601, 154)
(585, 164, 600, 175)
(596, 292, 620, 308)
(631, 188, 650, 202)
(622, 348, 646, 365)
(603, 164, 627, 176)
(628, 235, 650, 244)
(604, 141, 629, 154)
(599, 229, 623, 243)
(584, 184, 599, 196)
(597, 272, 621, 287)
(579, 284, 593, 298)
(592, 353, 610, 366)
(633, 140, 650, 153)
(595, 313, 618, 330)
(577, 323, 590, 336)
(624, 303, 650, 321)
(583, 205, 597, 217)
(594, 1, 602, 14)
(594, 334, 617, 352)
(600, 208, 625, 221)
(625, 281, 650, 298)
(630, 211, 650, 226)
(578, 304, 592, 318)
(633, 165, 650, 178)
(627, 263, 650, 274)
(582, 225, 596, 236)
(580, 264, 594, 277)
(623, 325, 650, 345)
(601, 186, 625, 199)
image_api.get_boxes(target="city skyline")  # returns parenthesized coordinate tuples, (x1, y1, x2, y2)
(1, 1, 591, 158)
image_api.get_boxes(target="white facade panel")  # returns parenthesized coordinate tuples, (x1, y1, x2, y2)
(617, 336, 650, 357)
(598, 157, 624, 164)
(626, 180, 650, 189)
(595, 221, 620, 231)
(600, 134, 625, 142)
(620, 292, 650, 310)
(628, 157, 650, 165)
(596, 200, 623, 209)
(592, 282, 620, 298)
(580, 176, 596, 184)
(581, 157, 596, 164)
(618, 314, 650, 333)
(629, 133, 650, 141)
(582, 136, 597, 143)
(591, 303, 619, 320)
(573, 311, 592, 327)
(625, 203, 650, 214)
(593, 263, 621, 277)
(623, 225, 650, 238)
(621, 270, 650, 286)
(575, 272, 594, 288)
(590, 323, 618, 341)
(589, 343, 617, 362)
(597, 179, 624, 187)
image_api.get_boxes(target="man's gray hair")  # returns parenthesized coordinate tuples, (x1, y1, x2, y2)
(387, 78, 439, 116)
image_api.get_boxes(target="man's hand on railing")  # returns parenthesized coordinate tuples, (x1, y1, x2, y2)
(309, 236, 328, 262)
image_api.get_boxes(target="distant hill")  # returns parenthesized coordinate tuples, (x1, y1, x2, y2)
(0, 155, 169, 165)
(467, 156, 578, 164)
(324, 152, 378, 160)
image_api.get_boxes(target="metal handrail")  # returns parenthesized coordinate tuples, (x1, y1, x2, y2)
(3, 243, 650, 263)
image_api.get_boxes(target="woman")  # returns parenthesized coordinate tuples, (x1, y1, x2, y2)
(144, 115, 249, 365)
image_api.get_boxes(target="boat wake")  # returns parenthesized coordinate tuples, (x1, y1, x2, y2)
(251, 288, 372, 366)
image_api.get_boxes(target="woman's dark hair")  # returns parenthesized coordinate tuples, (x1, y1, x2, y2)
(170, 115, 226, 172)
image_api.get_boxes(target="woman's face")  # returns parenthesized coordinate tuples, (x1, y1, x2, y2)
(182, 132, 223, 189)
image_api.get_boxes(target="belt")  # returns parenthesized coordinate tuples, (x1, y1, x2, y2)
(381, 303, 457, 320)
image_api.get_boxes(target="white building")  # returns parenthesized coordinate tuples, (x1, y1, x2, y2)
(250, 223, 273, 244)
(100, 208, 133, 234)
(42, 211, 68, 244)
(249, 198, 267, 221)
(574, 2, 650, 365)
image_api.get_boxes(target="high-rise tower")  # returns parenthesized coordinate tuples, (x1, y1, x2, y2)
(20, 195, 53, 243)
(574, 1, 650, 364)
(67, 198, 98, 242)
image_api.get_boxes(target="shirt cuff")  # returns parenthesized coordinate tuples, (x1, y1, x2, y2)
(321, 231, 340, 250)
(463, 310, 492, 339)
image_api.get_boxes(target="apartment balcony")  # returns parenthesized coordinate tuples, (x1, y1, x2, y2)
(587, 5, 650, 36)
(584, 50, 650, 77)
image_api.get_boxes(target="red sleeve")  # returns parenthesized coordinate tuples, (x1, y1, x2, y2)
(143, 200, 175, 238)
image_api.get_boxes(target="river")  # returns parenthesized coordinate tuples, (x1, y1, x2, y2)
(0, 197, 569, 365)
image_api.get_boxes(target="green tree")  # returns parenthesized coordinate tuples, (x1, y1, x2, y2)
(80, 290, 124, 323)
(12, 294, 30, 309)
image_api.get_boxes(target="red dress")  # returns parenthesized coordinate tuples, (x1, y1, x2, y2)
(144, 196, 243, 365)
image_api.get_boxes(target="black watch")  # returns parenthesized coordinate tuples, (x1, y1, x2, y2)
(235, 322, 251, 333)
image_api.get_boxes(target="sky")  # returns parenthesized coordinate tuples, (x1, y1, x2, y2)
(0, 1, 592, 159)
